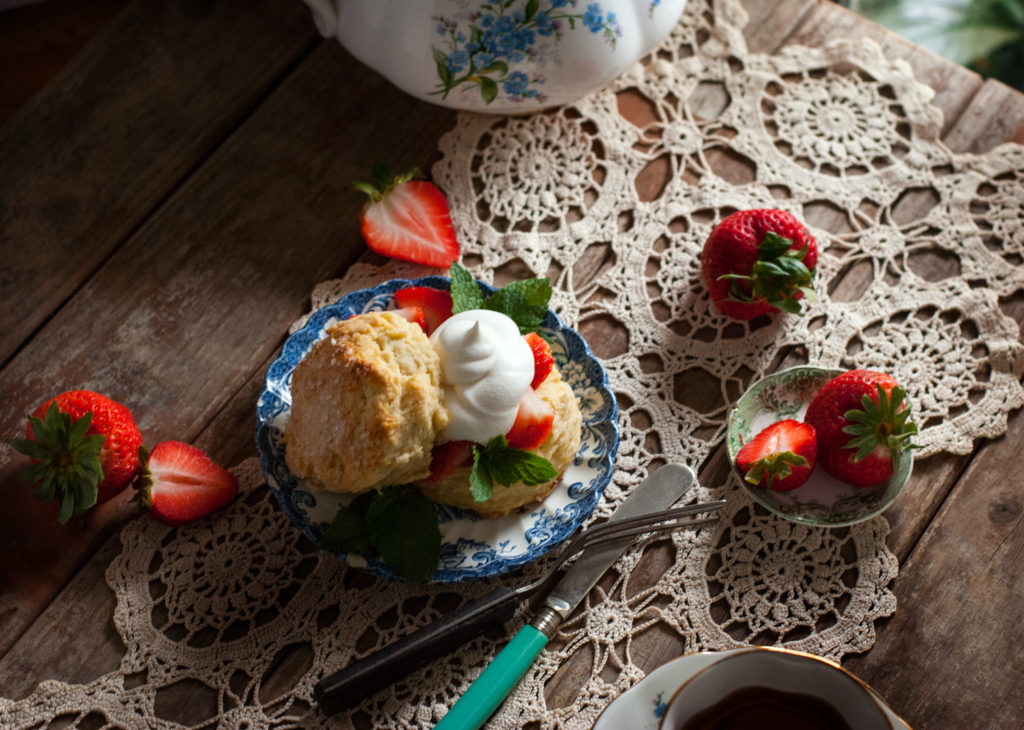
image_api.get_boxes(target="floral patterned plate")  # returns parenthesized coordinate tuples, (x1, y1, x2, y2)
(591, 648, 910, 729)
(726, 366, 913, 527)
(255, 276, 619, 582)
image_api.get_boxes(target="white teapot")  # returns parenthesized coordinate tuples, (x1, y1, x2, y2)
(302, 0, 688, 114)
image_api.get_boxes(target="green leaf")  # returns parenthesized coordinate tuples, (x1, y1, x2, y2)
(321, 493, 376, 556)
(524, 0, 539, 21)
(366, 487, 441, 581)
(469, 448, 494, 502)
(485, 60, 509, 75)
(482, 278, 552, 333)
(434, 47, 453, 87)
(477, 436, 559, 487)
(759, 231, 794, 258)
(479, 76, 498, 104)
(57, 489, 75, 525)
(450, 261, 484, 312)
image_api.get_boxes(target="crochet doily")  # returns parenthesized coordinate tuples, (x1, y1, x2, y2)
(5, 1, 1024, 727)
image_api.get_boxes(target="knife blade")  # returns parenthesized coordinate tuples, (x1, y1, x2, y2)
(434, 463, 698, 730)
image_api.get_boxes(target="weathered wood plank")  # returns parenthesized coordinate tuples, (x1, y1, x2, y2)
(0, 37, 459, 658)
(843, 404, 1024, 729)
(0, 0, 318, 365)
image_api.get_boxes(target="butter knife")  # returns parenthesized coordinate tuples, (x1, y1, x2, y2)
(434, 463, 699, 730)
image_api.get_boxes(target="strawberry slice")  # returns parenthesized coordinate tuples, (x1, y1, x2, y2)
(394, 286, 453, 334)
(424, 440, 473, 485)
(139, 441, 239, 525)
(523, 332, 554, 389)
(735, 419, 817, 492)
(505, 389, 554, 451)
(354, 164, 459, 268)
(392, 305, 427, 332)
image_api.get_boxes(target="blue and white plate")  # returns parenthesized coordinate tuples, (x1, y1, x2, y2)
(256, 276, 619, 582)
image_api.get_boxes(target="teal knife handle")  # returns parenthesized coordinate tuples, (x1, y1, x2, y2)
(435, 625, 548, 730)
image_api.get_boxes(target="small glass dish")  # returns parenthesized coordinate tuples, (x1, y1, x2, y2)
(726, 366, 913, 527)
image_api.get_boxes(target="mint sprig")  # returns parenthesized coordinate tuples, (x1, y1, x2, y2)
(321, 486, 441, 582)
(449, 261, 552, 334)
(469, 436, 559, 502)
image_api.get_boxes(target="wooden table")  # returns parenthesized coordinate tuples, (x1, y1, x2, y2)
(1, 1, 1022, 727)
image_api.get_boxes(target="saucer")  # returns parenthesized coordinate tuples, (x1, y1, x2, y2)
(591, 649, 910, 729)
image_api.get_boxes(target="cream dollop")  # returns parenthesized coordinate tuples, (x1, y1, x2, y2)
(430, 309, 534, 443)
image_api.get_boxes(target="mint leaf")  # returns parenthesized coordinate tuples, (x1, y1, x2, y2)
(482, 278, 552, 333)
(450, 261, 483, 312)
(321, 492, 376, 556)
(469, 448, 493, 502)
(475, 435, 558, 490)
(366, 486, 441, 581)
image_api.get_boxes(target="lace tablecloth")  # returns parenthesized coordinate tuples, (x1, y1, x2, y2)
(5, 0, 1024, 728)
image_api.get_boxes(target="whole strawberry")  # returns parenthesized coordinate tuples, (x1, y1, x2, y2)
(735, 419, 817, 491)
(9, 390, 143, 523)
(804, 370, 917, 487)
(701, 209, 818, 319)
(354, 164, 460, 268)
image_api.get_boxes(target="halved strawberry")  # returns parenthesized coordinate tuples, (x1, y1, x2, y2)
(523, 332, 554, 389)
(505, 389, 554, 451)
(394, 286, 453, 334)
(735, 419, 817, 492)
(138, 441, 239, 526)
(354, 164, 459, 268)
(392, 305, 427, 332)
(424, 440, 473, 485)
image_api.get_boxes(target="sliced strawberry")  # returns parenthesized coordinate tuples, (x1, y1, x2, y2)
(392, 305, 427, 332)
(523, 332, 555, 389)
(139, 441, 239, 526)
(735, 419, 817, 492)
(424, 440, 474, 485)
(354, 164, 459, 268)
(505, 389, 554, 451)
(394, 286, 454, 334)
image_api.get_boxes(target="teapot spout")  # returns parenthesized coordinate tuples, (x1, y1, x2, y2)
(301, 0, 338, 38)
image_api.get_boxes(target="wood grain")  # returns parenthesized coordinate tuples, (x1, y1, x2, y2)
(0, 1, 1022, 728)
(0, 0, 318, 365)
(0, 37, 458, 658)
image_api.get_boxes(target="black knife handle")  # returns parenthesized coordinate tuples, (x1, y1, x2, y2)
(314, 586, 519, 716)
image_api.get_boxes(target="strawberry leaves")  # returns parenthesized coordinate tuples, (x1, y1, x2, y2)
(719, 231, 818, 315)
(9, 403, 105, 523)
(842, 384, 918, 461)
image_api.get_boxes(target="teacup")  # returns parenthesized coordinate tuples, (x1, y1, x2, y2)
(658, 647, 898, 729)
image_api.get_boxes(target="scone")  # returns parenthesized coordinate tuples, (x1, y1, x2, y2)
(285, 311, 450, 493)
(415, 365, 583, 518)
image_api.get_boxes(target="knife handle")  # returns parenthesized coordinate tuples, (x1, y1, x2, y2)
(434, 624, 549, 730)
(314, 586, 519, 716)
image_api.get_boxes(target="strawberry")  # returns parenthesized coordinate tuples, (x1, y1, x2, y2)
(424, 440, 473, 484)
(354, 164, 459, 268)
(505, 389, 554, 450)
(394, 286, 453, 334)
(804, 370, 917, 487)
(735, 419, 817, 492)
(392, 305, 427, 332)
(523, 332, 554, 389)
(138, 441, 239, 525)
(701, 209, 818, 319)
(9, 390, 142, 523)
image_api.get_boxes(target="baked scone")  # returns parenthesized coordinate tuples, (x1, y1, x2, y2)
(415, 365, 583, 518)
(285, 311, 450, 493)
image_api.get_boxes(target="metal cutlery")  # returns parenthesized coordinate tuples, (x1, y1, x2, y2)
(314, 464, 724, 721)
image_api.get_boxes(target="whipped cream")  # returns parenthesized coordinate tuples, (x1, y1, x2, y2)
(430, 309, 534, 443)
